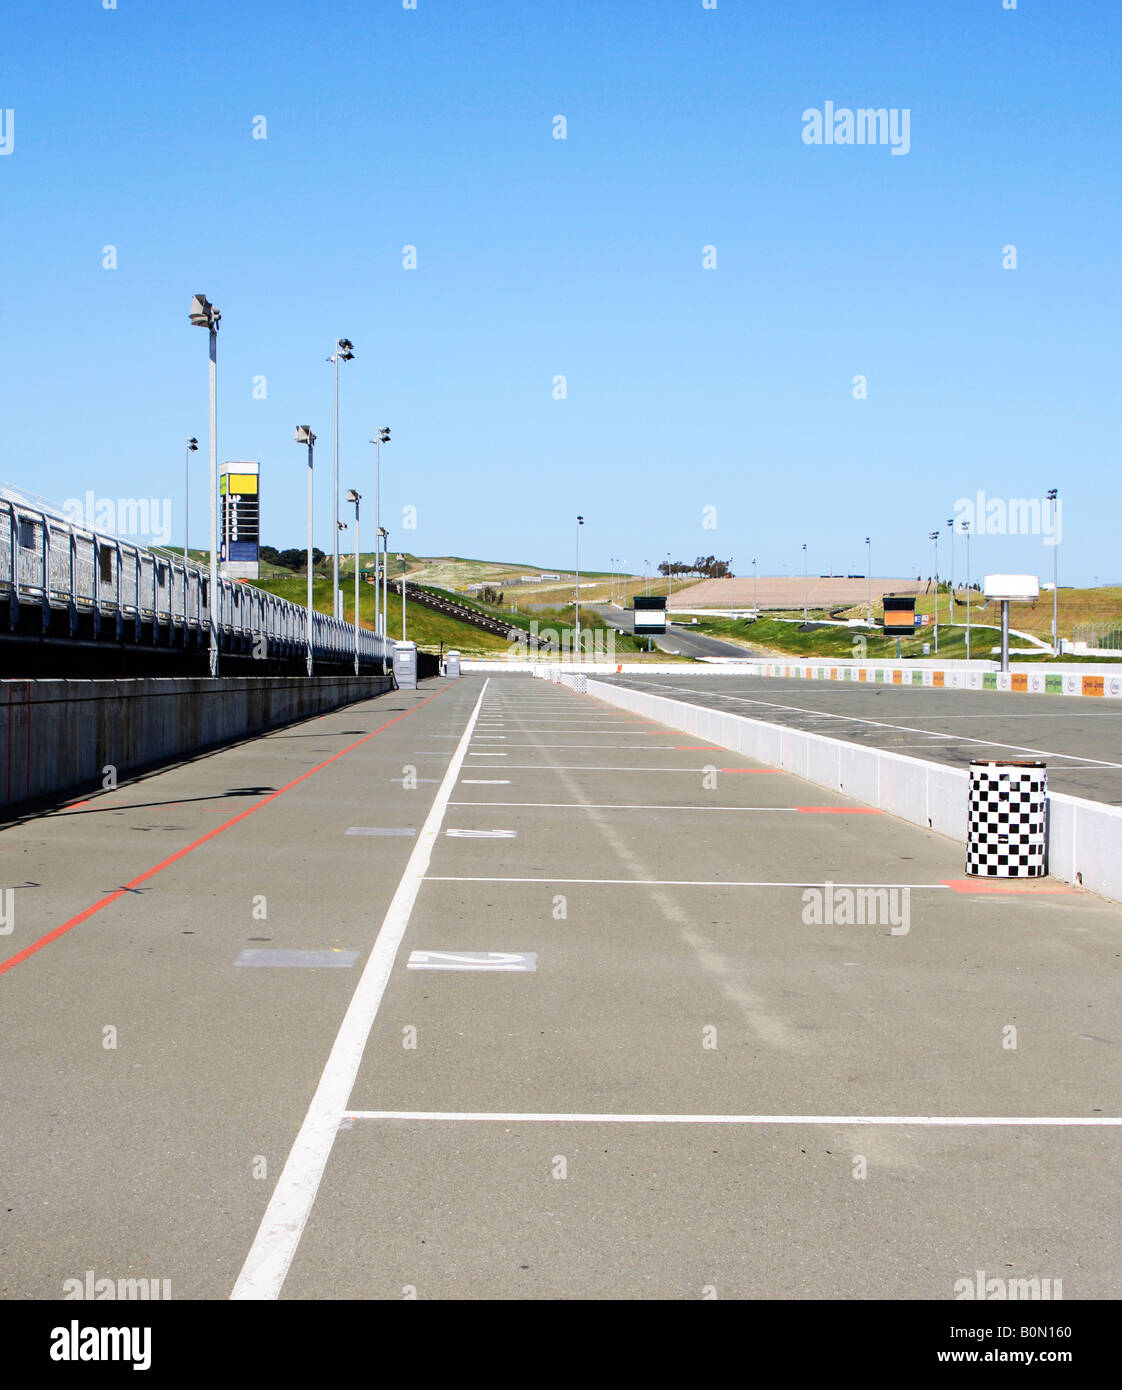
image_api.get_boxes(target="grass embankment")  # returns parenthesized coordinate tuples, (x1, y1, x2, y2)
(420, 584, 653, 657)
(690, 614, 1015, 661)
(249, 574, 512, 654)
(836, 587, 1122, 644)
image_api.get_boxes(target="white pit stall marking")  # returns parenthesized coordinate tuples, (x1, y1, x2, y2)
(406, 951, 536, 972)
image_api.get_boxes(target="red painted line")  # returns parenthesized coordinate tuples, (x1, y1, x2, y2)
(941, 878, 1077, 895)
(0, 686, 447, 980)
(797, 806, 884, 815)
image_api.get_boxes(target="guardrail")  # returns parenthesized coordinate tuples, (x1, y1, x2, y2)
(737, 660, 1122, 698)
(1, 495, 389, 667)
(579, 676, 1122, 904)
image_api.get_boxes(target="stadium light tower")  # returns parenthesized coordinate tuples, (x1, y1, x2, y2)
(188, 295, 220, 676)
(947, 517, 955, 624)
(327, 338, 355, 619)
(929, 530, 940, 653)
(348, 489, 362, 674)
(802, 543, 808, 625)
(295, 427, 316, 675)
(183, 436, 198, 561)
(378, 525, 389, 671)
(575, 515, 585, 650)
(369, 427, 390, 648)
(1046, 487, 1059, 653)
(961, 518, 971, 662)
(865, 536, 872, 624)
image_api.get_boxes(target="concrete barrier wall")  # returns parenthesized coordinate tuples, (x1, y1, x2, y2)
(737, 660, 1122, 698)
(584, 677, 1122, 904)
(0, 675, 395, 813)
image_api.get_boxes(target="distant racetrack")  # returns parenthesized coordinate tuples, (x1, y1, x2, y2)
(676, 576, 925, 610)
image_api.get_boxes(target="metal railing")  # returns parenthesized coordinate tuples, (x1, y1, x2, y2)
(1, 495, 389, 667)
(1072, 622, 1122, 652)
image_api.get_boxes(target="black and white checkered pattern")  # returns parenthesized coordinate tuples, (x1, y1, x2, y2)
(965, 761, 1048, 878)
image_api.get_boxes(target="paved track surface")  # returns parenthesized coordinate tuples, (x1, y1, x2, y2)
(1, 675, 1120, 1300)
(592, 605, 760, 660)
(600, 672, 1122, 806)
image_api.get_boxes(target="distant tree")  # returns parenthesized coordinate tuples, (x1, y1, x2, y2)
(261, 545, 325, 571)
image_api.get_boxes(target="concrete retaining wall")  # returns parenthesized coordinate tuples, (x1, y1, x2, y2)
(585, 677, 1122, 904)
(739, 659, 1122, 698)
(1, 675, 395, 813)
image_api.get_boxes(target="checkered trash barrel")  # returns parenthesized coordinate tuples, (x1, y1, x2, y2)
(965, 760, 1047, 878)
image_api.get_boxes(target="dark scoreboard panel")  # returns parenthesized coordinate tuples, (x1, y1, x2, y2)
(633, 595, 668, 634)
(882, 594, 918, 633)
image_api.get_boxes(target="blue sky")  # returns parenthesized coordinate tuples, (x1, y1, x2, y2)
(2, 0, 1118, 583)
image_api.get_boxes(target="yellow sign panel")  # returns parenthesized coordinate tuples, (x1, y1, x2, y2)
(221, 473, 259, 496)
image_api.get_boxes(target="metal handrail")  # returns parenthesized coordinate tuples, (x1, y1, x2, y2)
(0, 495, 388, 665)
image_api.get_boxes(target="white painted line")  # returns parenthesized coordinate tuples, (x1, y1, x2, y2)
(448, 802, 799, 812)
(231, 677, 491, 1301)
(474, 736, 507, 740)
(467, 743, 687, 750)
(406, 950, 536, 972)
(456, 765, 742, 773)
(424, 876, 950, 889)
(469, 752, 507, 757)
(346, 827, 416, 837)
(343, 1110, 1122, 1127)
(623, 679, 1122, 770)
(446, 828, 518, 839)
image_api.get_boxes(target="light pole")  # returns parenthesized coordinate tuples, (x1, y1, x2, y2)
(729, 557, 734, 621)
(753, 557, 759, 617)
(188, 294, 220, 676)
(348, 489, 362, 674)
(865, 536, 872, 624)
(644, 560, 650, 597)
(575, 515, 584, 653)
(183, 436, 198, 561)
(802, 543, 808, 625)
(666, 550, 672, 608)
(1047, 487, 1059, 653)
(961, 519, 971, 662)
(296, 427, 316, 675)
(369, 427, 390, 652)
(379, 526, 389, 664)
(327, 338, 354, 620)
(399, 553, 408, 640)
(929, 530, 940, 653)
(946, 517, 955, 624)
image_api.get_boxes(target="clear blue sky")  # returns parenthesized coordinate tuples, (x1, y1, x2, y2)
(2, 0, 1118, 584)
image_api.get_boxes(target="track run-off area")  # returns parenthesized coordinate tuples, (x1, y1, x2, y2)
(1, 674, 1120, 1299)
(600, 671, 1122, 805)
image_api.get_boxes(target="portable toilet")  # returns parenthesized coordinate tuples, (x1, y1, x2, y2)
(394, 641, 418, 689)
(445, 650, 461, 678)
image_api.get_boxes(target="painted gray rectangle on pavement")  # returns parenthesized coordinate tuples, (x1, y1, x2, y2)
(235, 950, 359, 968)
(346, 827, 416, 837)
(406, 951, 537, 972)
